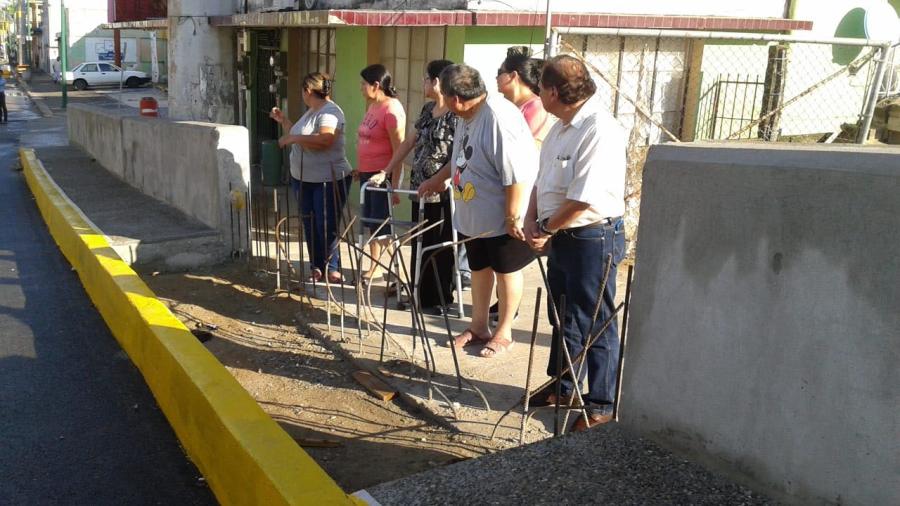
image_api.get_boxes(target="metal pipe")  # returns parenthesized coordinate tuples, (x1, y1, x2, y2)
(60, 3, 68, 108)
(543, 0, 554, 58)
(858, 45, 891, 144)
(447, 193, 465, 318)
(553, 27, 893, 48)
(411, 198, 427, 318)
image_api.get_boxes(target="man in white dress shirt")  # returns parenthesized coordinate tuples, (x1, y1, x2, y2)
(525, 55, 627, 430)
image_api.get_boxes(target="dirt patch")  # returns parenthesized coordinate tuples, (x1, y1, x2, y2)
(145, 263, 506, 492)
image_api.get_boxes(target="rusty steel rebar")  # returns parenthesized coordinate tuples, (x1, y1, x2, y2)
(613, 263, 635, 421)
(519, 287, 542, 445)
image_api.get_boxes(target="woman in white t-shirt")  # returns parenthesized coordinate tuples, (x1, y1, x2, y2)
(270, 72, 353, 284)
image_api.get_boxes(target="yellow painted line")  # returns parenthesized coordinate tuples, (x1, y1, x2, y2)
(19, 148, 361, 506)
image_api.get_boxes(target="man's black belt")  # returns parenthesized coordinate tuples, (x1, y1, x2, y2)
(561, 216, 622, 233)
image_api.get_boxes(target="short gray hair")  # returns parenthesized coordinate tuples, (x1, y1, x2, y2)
(439, 64, 486, 101)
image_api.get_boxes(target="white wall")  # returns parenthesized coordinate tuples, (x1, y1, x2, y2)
(466, 0, 787, 18)
(462, 41, 545, 99)
(793, 0, 900, 38)
(67, 0, 110, 51)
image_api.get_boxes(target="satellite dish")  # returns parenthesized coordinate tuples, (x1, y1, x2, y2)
(864, 3, 900, 41)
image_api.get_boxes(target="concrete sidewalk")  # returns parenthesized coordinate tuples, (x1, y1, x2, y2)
(19, 104, 225, 271)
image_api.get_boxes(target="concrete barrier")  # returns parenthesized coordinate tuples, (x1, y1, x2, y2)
(622, 143, 900, 505)
(20, 147, 358, 505)
(67, 104, 249, 254)
(68, 105, 126, 178)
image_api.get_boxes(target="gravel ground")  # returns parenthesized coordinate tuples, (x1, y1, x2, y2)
(367, 423, 775, 505)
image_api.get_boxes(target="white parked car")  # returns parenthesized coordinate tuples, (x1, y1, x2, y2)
(65, 62, 151, 90)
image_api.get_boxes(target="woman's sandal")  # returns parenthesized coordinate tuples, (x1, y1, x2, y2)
(479, 336, 514, 358)
(307, 268, 323, 283)
(448, 328, 490, 349)
(327, 271, 344, 284)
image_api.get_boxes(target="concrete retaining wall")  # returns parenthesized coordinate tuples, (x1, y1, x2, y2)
(68, 104, 249, 252)
(67, 105, 126, 178)
(622, 143, 900, 505)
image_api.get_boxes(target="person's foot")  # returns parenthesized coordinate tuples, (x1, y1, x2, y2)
(362, 268, 384, 282)
(307, 268, 323, 283)
(488, 302, 519, 323)
(326, 271, 344, 284)
(570, 412, 613, 431)
(479, 336, 514, 358)
(448, 328, 490, 349)
(530, 387, 576, 407)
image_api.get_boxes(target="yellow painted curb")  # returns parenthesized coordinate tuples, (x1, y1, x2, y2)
(19, 148, 360, 506)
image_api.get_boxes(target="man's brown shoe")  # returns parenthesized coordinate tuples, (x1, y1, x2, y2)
(570, 413, 613, 432)
(531, 391, 576, 407)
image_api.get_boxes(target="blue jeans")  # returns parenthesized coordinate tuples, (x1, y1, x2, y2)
(292, 176, 351, 274)
(546, 218, 625, 416)
(358, 171, 392, 236)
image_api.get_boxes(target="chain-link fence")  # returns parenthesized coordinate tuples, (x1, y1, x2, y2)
(556, 31, 898, 257)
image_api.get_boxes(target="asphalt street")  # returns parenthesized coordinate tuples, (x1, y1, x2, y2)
(0, 85, 214, 504)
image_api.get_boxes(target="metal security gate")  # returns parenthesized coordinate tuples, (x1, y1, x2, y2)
(252, 30, 280, 164)
(698, 74, 767, 140)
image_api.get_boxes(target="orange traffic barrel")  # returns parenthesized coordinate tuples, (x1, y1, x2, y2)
(139, 97, 158, 117)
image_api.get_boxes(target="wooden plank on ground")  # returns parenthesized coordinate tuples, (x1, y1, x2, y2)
(296, 438, 342, 448)
(352, 370, 397, 401)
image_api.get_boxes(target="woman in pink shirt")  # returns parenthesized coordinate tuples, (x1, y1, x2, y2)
(357, 64, 406, 283)
(496, 46, 553, 146)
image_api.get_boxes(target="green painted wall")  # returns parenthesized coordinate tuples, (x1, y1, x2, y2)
(445, 26, 466, 63)
(335, 27, 368, 167)
(463, 26, 545, 46)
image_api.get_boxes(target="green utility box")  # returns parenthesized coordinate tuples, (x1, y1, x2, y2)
(260, 140, 286, 186)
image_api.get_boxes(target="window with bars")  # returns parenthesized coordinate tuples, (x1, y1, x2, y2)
(290, 28, 337, 116)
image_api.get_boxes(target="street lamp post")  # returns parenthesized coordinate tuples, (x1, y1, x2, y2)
(60, 1, 67, 108)
(16, 0, 23, 66)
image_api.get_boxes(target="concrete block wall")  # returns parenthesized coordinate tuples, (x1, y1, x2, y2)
(67, 104, 250, 252)
(68, 106, 126, 179)
(622, 143, 900, 505)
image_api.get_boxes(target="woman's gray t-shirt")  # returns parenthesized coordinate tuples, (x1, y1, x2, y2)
(289, 101, 352, 183)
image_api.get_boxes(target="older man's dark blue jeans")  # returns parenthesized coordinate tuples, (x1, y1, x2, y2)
(546, 218, 625, 416)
